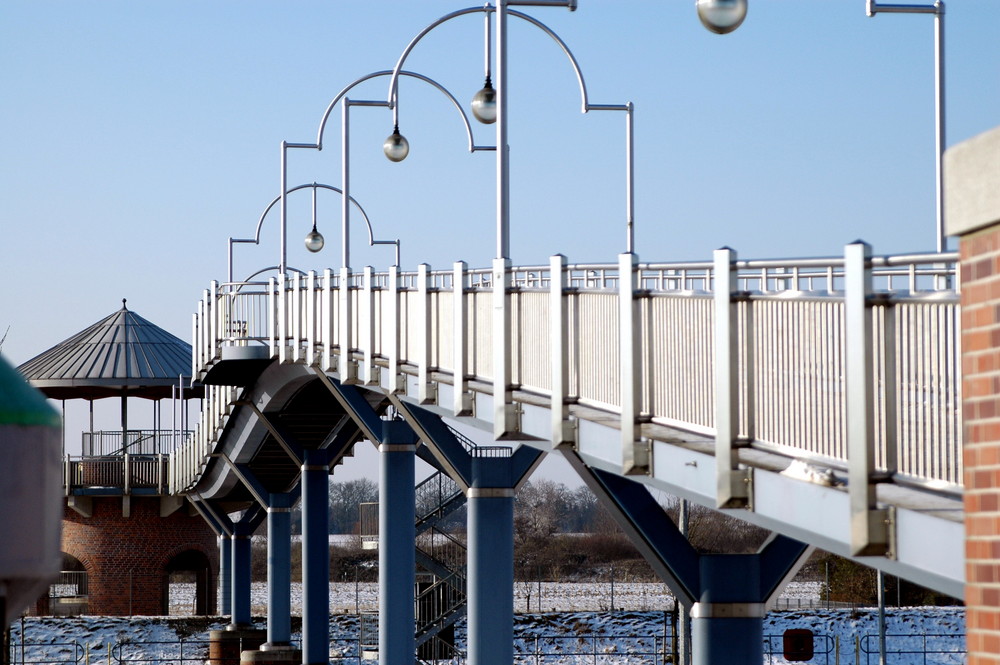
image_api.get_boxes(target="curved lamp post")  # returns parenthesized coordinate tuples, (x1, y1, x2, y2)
(382, 9, 637, 665)
(312, 69, 495, 272)
(227, 182, 387, 283)
(275, 70, 492, 277)
(386, 2, 635, 259)
(866, 0, 946, 252)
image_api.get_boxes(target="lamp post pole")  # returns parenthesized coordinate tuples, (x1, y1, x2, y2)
(866, 0, 946, 252)
(496, 0, 510, 261)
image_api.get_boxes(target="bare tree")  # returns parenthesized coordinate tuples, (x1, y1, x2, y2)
(329, 478, 378, 534)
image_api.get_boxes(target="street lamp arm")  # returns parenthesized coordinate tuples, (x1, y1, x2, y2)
(317, 70, 489, 153)
(867, 1, 942, 16)
(387, 7, 488, 111)
(316, 70, 393, 150)
(228, 184, 382, 281)
(387, 6, 594, 116)
(508, 9, 590, 114)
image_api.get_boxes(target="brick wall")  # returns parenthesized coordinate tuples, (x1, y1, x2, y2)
(62, 497, 219, 615)
(962, 225, 1000, 664)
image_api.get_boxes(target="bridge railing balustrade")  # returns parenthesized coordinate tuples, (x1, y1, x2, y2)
(65, 454, 169, 494)
(179, 249, 961, 496)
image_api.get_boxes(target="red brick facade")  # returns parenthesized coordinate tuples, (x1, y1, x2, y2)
(962, 226, 1000, 664)
(61, 497, 219, 615)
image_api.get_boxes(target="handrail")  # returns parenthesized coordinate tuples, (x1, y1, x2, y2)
(178, 248, 963, 510)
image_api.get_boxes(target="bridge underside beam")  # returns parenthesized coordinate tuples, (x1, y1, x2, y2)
(565, 449, 813, 665)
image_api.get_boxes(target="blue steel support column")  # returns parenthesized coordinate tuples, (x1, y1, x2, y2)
(390, 399, 542, 665)
(219, 536, 232, 616)
(266, 493, 294, 648)
(231, 527, 253, 628)
(379, 421, 417, 665)
(301, 451, 330, 664)
(467, 457, 515, 665)
(563, 453, 811, 665)
(690, 556, 764, 664)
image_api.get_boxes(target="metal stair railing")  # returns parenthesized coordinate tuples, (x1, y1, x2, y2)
(414, 570, 466, 647)
(412, 485, 467, 653)
(414, 470, 464, 533)
(415, 527, 466, 581)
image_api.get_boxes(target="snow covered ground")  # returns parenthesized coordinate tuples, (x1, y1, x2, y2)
(166, 580, 826, 615)
(9, 582, 965, 665)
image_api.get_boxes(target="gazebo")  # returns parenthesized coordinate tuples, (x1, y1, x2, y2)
(18, 299, 203, 456)
(16, 301, 217, 617)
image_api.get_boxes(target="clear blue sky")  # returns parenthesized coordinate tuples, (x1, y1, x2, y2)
(2, 1, 997, 480)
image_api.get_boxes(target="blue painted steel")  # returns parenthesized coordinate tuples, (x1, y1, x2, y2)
(691, 615, 764, 663)
(219, 536, 232, 616)
(467, 459, 514, 665)
(267, 494, 294, 646)
(231, 530, 253, 627)
(568, 454, 810, 665)
(691, 556, 764, 665)
(467, 493, 514, 665)
(379, 421, 416, 665)
(301, 451, 330, 664)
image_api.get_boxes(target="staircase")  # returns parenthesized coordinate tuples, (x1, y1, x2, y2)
(413, 472, 467, 657)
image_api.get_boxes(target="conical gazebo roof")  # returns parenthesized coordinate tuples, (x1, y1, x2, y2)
(17, 300, 202, 400)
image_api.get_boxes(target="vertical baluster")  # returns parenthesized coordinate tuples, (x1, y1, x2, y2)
(363, 267, 377, 385)
(340, 267, 357, 383)
(551, 254, 573, 447)
(388, 266, 403, 393)
(714, 248, 749, 508)
(454, 261, 471, 415)
(268, 277, 276, 358)
(845, 241, 889, 556)
(418, 264, 436, 404)
(322, 269, 332, 372)
(306, 271, 316, 365)
(619, 253, 646, 475)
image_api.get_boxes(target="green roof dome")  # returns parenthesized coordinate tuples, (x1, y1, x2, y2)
(0, 354, 60, 427)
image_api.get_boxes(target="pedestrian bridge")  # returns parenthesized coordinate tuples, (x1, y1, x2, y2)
(171, 241, 963, 599)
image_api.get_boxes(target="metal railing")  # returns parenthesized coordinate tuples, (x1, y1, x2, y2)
(81, 429, 192, 457)
(6, 630, 966, 665)
(6, 642, 84, 665)
(762, 633, 837, 664)
(513, 635, 669, 665)
(177, 249, 962, 499)
(112, 640, 210, 665)
(64, 454, 169, 494)
(858, 633, 966, 664)
(414, 470, 464, 529)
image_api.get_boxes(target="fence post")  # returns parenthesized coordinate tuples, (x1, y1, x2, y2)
(277, 274, 287, 364)
(550, 254, 574, 448)
(619, 252, 647, 475)
(845, 241, 890, 556)
(418, 264, 436, 405)
(714, 247, 751, 508)
(306, 271, 316, 365)
(339, 266, 357, 383)
(453, 261, 471, 415)
(365, 267, 379, 386)
(321, 270, 332, 373)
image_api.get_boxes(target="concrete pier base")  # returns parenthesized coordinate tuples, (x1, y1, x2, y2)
(239, 646, 302, 665)
(208, 629, 266, 665)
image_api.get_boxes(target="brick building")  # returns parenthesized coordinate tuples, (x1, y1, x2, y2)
(946, 125, 1000, 663)
(18, 304, 217, 616)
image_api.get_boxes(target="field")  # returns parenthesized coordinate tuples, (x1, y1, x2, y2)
(9, 582, 965, 665)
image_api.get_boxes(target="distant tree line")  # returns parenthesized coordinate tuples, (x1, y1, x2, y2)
(259, 476, 957, 605)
